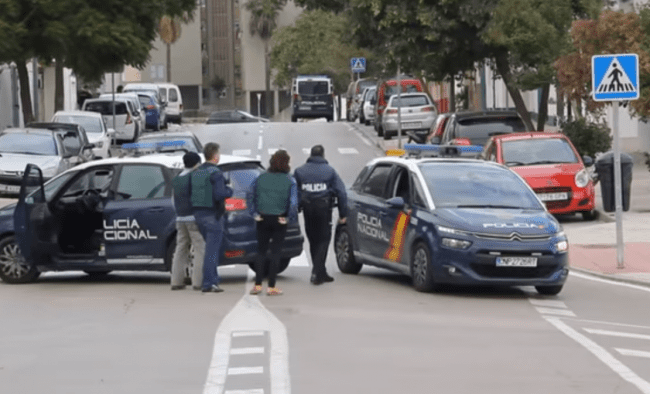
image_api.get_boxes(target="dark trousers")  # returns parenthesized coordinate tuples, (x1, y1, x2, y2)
(194, 211, 224, 289)
(254, 215, 288, 288)
(303, 200, 332, 279)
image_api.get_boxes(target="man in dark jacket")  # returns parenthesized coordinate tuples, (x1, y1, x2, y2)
(191, 143, 233, 293)
(293, 145, 348, 285)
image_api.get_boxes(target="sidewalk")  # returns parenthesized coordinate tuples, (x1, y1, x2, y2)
(355, 124, 650, 288)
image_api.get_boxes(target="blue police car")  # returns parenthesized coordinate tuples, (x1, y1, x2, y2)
(0, 149, 303, 283)
(334, 145, 569, 295)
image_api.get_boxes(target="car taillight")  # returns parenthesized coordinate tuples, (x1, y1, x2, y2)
(126, 114, 132, 124)
(224, 250, 245, 258)
(452, 138, 471, 145)
(385, 109, 398, 115)
(146, 105, 155, 110)
(293, 94, 301, 102)
(179, 104, 183, 111)
(421, 106, 434, 112)
(225, 197, 247, 211)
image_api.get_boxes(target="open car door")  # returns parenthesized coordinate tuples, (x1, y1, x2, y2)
(13, 164, 57, 265)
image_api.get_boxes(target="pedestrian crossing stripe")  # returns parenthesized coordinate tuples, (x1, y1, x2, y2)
(592, 54, 639, 101)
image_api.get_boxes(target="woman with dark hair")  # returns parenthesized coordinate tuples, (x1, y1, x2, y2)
(248, 149, 298, 295)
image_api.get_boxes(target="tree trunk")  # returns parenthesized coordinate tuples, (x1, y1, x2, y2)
(55, 57, 64, 112)
(494, 52, 534, 131)
(449, 77, 456, 112)
(264, 39, 272, 118)
(16, 61, 34, 124)
(537, 83, 550, 131)
(556, 87, 564, 124)
(167, 43, 172, 82)
(567, 94, 572, 121)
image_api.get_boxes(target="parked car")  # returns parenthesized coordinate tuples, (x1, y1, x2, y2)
(124, 83, 167, 128)
(129, 131, 203, 156)
(206, 110, 269, 124)
(0, 125, 94, 195)
(134, 91, 165, 131)
(375, 76, 424, 136)
(358, 86, 376, 126)
(481, 132, 597, 220)
(345, 78, 377, 121)
(426, 113, 452, 144)
(82, 98, 139, 142)
(0, 153, 304, 283)
(99, 93, 146, 133)
(439, 110, 529, 146)
(52, 111, 115, 159)
(381, 92, 437, 141)
(157, 83, 183, 123)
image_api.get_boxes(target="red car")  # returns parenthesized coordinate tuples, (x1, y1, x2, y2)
(482, 132, 597, 220)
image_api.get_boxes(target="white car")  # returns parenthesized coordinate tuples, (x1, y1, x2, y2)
(360, 87, 376, 126)
(381, 92, 437, 140)
(99, 93, 146, 134)
(52, 111, 115, 159)
(157, 83, 183, 124)
(82, 98, 138, 142)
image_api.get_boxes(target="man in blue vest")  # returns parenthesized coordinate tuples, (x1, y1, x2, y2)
(170, 152, 205, 291)
(191, 143, 233, 293)
(294, 145, 348, 285)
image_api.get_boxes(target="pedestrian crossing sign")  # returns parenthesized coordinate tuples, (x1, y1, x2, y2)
(350, 57, 366, 73)
(592, 54, 639, 101)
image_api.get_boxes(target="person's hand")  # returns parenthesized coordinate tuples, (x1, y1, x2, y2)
(254, 214, 263, 222)
(338, 217, 347, 224)
(278, 216, 287, 225)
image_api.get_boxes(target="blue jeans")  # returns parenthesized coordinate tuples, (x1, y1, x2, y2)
(193, 212, 224, 289)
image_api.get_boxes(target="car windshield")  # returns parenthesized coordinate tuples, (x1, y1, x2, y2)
(502, 138, 579, 166)
(418, 162, 543, 209)
(457, 116, 527, 146)
(365, 89, 376, 101)
(298, 81, 329, 95)
(138, 95, 154, 107)
(53, 115, 103, 134)
(0, 133, 57, 155)
(358, 80, 376, 92)
(389, 95, 430, 107)
(85, 101, 128, 116)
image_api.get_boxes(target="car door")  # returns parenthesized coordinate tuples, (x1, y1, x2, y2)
(382, 165, 415, 265)
(102, 164, 175, 265)
(56, 131, 85, 170)
(353, 163, 393, 255)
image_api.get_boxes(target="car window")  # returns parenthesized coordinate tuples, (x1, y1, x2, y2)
(386, 83, 420, 98)
(365, 89, 376, 101)
(0, 133, 57, 155)
(138, 95, 153, 107)
(411, 174, 427, 208)
(62, 167, 114, 197)
(55, 131, 82, 156)
(389, 95, 430, 107)
(169, 88, 178, 102)
(352, 166, 370, 189)
(419, 162, 543, 210)
(117, 165, 166, 199)
(456, 117, 527, 146)
(361, 164, 392, 198)
(391, 167, 411, 204)
(53, 115, 103, 135)
(159, 88, 167, 102)
(502, 138, 579, 166)
(220, 163, 264, 192)
(84, 101, 128, 116)
(298, 81, 329, 95)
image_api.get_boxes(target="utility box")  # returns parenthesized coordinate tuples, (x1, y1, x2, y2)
(595, 151, 633, 212)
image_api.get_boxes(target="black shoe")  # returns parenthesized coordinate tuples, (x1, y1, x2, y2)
(171, 285, 186, 290)
(311, 275, 324, 285)
(202, 285, 224, 293)
(322, 275, 334, 283)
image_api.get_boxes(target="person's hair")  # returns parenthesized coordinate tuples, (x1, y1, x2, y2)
(269, 149, 290, 173)
(204, 142, 220, 161)
(310, 145, 324, 157)
(183, 152, 201, 168)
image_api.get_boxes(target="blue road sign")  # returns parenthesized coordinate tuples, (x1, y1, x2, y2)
(592, 54, 639, 101)
(350, 57, 366, 73)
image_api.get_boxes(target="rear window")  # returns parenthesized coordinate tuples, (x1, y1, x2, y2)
(457, 116, 527, 146)
(138, 95, 153, 107)
(220, 163, 264, 194)
(502, 138, 578, 166)
(385, 83, 421, 99)
(357, 80, 376, 94)
(53, 115, 103, 134)
(389, 95, 430, 107)
(0, 133, 57, 155)
(84, 101, 127, 116)
(298, 81, 329, 95)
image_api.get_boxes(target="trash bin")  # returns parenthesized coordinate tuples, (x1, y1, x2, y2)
(595, 151, 633, 212)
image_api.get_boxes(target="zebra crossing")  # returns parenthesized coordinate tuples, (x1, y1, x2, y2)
(231, 147, 360, 157)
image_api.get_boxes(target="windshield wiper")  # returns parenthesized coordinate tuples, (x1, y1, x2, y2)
(505, 161, 526, 166)
(527, 160, 559, 165)
(456, 204, 522, 209)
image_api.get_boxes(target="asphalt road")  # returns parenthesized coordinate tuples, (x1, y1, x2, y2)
(1, 120, 649, 394)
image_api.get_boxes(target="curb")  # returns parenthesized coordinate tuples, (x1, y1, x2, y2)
(570, 267, 650, 288)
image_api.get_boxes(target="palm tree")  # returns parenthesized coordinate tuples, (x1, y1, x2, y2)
(158, 15, 184, 82)
(245, 0, 286, 117)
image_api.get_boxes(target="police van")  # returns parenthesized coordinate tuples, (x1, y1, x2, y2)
(291, 75, 335, 122)
(0, 142, 304, 283)
(334, 144, 569, 295)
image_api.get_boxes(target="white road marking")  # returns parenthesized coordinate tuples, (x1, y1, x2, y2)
(544, 316, 650, 394)
(570, 271, 650, 293)
(228, 367, 264, 375)
(258, 136, 263, 150)
(232, 331, 265, 338)
(289, 251, 310, 267)
(563, 318, 650, 330)
(225, 390, 264, 394)
(302, 148, 310, 155)
(534, 307, 576, 317)
(338, 147, 359, 154)
(230, 347, 265, 355)
(232, 149, 252, 156)
(353, 128, 373, 146)
(616, 349, 650, 359)
(528, 299, 568, 308)
(584, 328, 650, 341)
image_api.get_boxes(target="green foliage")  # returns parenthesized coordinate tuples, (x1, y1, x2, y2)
(561, 118, 612, 158)
(245, 0, 287, 39)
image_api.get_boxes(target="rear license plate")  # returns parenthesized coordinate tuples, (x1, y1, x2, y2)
(0, 184, 20, 193)
(496, 257, 538, 267)
(299, 106, 310, 111)
(402, 121, 422, 129)
(538, 192, 568, 201)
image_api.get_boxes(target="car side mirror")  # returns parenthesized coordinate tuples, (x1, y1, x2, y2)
(107, 128, 116, 137)
(582, 155, 594, 167)
(386, 196, 405, 209)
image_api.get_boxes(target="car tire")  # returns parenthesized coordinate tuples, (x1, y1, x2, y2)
(0, 235, 40, 284)
(383, 130, 391, 140)
(377, 125, 384, 137)
(164, 237, 176, 272)
(346, 111, 351, 121)
(411, 242, 437, 292)
(277, 258, 291, 274)
(334, 226, 362, 274)
(535, 284, 564, 296)
(291, 115, 297, 123)
(365, 120, 370, 126)
(581, 210, 599, 221)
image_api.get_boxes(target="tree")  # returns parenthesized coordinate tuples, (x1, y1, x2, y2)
(245, 0, 287, 117)
(158, 15, 186, 83)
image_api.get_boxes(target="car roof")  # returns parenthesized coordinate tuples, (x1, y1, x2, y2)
(84, 98, 128, 104)
(366, 155, 500, 172)
(137, 131, 197, 140)
(491, 132, 566, 142)
(452, 110, 521, 119)
(54, 110, 103, 119)
(1, 127, 56, 136)
(26, 122, 80, 132)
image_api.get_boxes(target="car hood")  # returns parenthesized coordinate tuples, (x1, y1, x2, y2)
(509, 163, 584, 188)
(433, 208, 560, 236)
(0, 154, 61, 172)
(86, 133, 105, 143)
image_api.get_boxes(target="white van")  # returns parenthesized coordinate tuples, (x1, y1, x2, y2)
(157, 83, 183, 124)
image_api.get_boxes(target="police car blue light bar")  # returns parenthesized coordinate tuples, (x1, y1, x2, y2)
(121, 140, 188, 150)
(402, 143, 483, 158)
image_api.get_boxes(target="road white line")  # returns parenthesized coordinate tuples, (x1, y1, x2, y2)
(535, 307, 576, 317)
(528, 299, 568, 308)
(562, 318, 650, 330)
(225, 390, 264, 394)
(544, 316, 650, 394)
(289, 251, 310, 267)
(258, 136, 263, 150)
(570, 271, 650, 293)
(233, 149, 252, 156)
(616, 349, 650, 359)
(338, 147, 359, 154)
(230, 347, 265, 355)
(232, 331, 265, 338)
(584, 328, 650, 341)
(353, 128, 373, 146)
(228, 367, 264, 375)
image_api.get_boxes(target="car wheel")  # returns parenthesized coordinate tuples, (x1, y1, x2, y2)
(365, 120, 370, 126)
(535, 285, 564, 296)
(164, 238, 176, 271)
(291, 115, 297, 123)
(582, 210, 599, 221)
(383, 130, 391, 140)
(277, 258, 291, 274)
(335, 226, 362, 274)
(377, 126, 384, 137)
(346, 111, 351, 121)
(359, 114, 365, 124)
(411, 242, 437, 292)
(0, 236, 40, 284)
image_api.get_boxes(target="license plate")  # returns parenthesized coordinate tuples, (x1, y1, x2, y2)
(402, 121, 422, 129)
(0, 184, 20, 193)
(299, 106, 310, 111)
(538, 192, 568, 201)
(496, 257, 538, 267)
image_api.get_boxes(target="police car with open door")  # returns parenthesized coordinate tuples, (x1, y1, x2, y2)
(0, 141, 303, 283)
(334, 144, 569, 295)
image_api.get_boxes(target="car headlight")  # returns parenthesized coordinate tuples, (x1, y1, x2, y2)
(554, 231, 568, 253)
(575, 169, 590, 188)
(437, 225, 470, 237)
(442, 238, 472, 249)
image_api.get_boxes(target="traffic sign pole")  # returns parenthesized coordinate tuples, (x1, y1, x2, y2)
(613, 101, 625, 268)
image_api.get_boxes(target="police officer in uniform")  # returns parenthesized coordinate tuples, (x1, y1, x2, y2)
(294, 145, 348, 285)
(191, 143, 233, 293)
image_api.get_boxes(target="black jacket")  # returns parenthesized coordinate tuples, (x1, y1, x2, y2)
(293, 156, 348, 218)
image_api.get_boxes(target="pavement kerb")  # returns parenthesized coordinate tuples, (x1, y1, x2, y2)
(569, 267, 650, 288)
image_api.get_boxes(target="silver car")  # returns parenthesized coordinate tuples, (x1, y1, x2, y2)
(381, 93, 437, 140)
